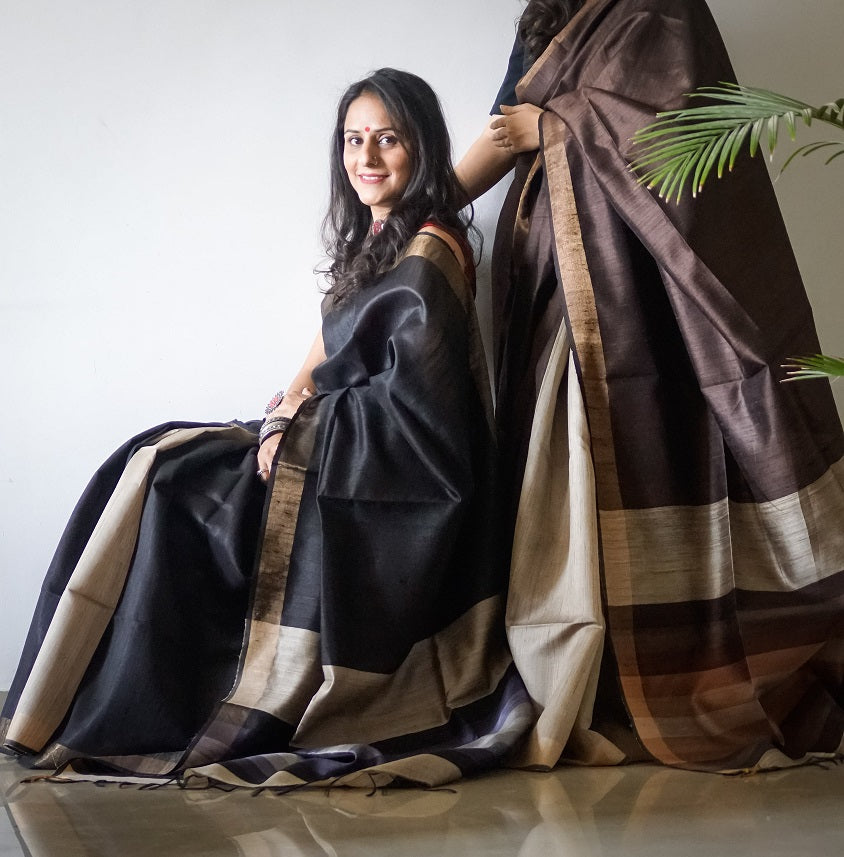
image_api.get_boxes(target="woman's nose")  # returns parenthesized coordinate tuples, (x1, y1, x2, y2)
(360, 140, 379, 166)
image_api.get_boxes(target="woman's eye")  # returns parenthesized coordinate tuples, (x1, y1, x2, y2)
(379, 135, 398, 147)
(346, 136, 361, 146)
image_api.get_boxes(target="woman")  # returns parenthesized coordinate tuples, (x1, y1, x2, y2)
(1, 68, 532, 790)
(456, 0, 844, 772)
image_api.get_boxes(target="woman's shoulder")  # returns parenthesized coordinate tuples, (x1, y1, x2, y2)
(416, 221, 467, 272)
(418, 221, 481, 290)
(415, 221, 476, 292)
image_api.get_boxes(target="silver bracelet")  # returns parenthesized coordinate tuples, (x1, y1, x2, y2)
(259, 415, 292, 445)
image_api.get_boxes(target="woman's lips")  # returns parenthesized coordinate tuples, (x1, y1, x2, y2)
(358, 174, 387, 183)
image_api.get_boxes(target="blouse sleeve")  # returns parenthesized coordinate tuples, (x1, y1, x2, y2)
(490, 34, 526, 114)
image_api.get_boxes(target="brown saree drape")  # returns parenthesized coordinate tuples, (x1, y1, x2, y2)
(494, 0, 844, 771)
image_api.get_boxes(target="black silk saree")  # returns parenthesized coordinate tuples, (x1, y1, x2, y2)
(1, 233, 532, 789)
(494, 0, 844, 771)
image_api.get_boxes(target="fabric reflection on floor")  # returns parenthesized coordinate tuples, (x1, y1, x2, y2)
(2, 757, 844, 857)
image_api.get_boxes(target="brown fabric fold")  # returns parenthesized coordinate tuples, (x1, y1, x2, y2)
(496, 0, 844, 770)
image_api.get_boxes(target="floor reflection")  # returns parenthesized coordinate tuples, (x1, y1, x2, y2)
(3, 757, 843, 857)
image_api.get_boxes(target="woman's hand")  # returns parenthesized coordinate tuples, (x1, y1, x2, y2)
(256, 387, 313, 482)
(490, 103, 544, 154)
(256, 433, 283, 481)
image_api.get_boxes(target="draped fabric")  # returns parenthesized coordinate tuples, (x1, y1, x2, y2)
(493, 0, 844, 771)
(1, 233, 533, 789)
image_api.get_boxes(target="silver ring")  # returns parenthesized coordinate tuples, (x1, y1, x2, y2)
(256, 468, 268, 476)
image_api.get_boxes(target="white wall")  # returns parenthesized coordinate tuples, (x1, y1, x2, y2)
(2, 0, 842, 687)
(0, 0, 517, 686)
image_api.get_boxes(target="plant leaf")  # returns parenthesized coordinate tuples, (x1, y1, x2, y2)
(692, 138, 717, 196)
(780, 140, 844, 173)
(728, 123, 751, 170)
(629, 83, 844, 198)
(766, 114, 779, 157)
(749, 117, 765, 158)
(782, 354, 844, 381)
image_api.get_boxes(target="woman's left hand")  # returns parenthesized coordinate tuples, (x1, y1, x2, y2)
(490, 103, 544, 154)
(256, 387, 313, 481)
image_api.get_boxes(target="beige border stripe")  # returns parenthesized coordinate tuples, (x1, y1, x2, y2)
(5, 425, 252, 753)
(404, 233, 496, 433)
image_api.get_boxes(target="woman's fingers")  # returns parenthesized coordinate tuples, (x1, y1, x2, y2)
(491, 103, 543, 153)
(256, 433, 282, 482)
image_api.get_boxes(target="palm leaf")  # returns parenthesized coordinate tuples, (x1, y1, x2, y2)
(781, 141, 844, 171)
(781, 354, 844, 381)
(630, 84, 844, 203)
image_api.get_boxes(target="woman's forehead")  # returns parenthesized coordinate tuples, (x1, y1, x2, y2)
(344, 92, 394, 131)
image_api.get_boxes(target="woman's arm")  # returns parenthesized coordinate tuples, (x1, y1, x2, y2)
(456, 104, 544, 202)
(256, 329, 326, 480)
(455, 120, 517, 203)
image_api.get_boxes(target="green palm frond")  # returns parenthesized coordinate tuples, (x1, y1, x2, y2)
(782, 354, 844, 382)
(630, 84, 844, 203)
(781, 140, 844, 171)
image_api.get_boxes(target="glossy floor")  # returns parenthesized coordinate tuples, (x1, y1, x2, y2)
(2, 754, 843, 856)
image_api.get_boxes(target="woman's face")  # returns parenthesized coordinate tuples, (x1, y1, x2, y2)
(343, 92, 412, 222)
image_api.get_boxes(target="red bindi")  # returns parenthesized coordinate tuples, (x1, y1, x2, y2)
(364, 126, 370, 132)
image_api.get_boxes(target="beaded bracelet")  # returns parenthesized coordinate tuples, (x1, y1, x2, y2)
(263, 415, 291, 428)
(259, 415, 292, 445)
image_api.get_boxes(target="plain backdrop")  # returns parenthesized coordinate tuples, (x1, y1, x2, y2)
(1, 0, 842, 687)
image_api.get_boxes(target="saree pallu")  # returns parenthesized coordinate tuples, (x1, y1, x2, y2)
(494, 0, 844, 771)
(1, 233, 533, 789)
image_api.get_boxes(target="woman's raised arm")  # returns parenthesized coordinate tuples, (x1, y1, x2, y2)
(455, 119, 518, 202)
(455, 103, 544, 202)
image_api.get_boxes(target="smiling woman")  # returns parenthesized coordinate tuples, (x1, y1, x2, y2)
(0, 1, 518, 711)
(318, 67, 473, 308)
(0, 68, 531, 791)
(342, 93, 412, 222)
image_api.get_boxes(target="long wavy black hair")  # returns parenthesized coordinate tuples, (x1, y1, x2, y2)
(518, 0, 586, 63)
(321, 68, 473, 303)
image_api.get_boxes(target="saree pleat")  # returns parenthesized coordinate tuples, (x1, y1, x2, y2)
(1, 234, 533, 788)
(495, 0, 844, 771)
